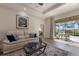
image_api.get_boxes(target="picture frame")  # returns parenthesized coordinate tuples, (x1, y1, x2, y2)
(16, 15, 29, 29)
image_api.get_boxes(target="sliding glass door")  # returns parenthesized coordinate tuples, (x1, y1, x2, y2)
(56, 23, 65, 40)
(55, 20, 79, 41)
(65, 21, 74, 41)
(74, 21, 79, 35)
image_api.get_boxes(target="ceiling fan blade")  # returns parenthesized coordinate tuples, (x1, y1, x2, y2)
(38, 3, 43, 6)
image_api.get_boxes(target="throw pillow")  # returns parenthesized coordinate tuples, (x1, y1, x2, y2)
(6, 35, 16, 42)
(13, 34, 19, 41)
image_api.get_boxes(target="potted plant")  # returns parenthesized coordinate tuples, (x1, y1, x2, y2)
(39, 31, 43, 36)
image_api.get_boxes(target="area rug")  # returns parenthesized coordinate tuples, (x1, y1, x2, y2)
(2, 43, 72, 56)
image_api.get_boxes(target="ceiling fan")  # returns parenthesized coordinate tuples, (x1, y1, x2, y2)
(38, 3, 43, 6)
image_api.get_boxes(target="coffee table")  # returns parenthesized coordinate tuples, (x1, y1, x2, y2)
(23, 42, 47, 56)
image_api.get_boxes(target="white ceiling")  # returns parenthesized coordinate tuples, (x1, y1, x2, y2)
(45, 3, 79, 17)
(0, 3, 79, 19)
(24, 3, 65, 14)
(0, 3, 45, 19)
(25, 3, 56, 13)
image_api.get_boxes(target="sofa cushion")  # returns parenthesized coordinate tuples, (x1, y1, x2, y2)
(6, 35, 16, 42)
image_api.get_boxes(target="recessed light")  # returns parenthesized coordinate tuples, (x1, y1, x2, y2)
(24, 8, 26, 11)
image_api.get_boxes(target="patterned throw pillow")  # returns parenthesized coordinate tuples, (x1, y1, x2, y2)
(13, 34, 20, 41)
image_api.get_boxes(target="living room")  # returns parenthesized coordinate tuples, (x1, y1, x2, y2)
(0, 3, 79, 56)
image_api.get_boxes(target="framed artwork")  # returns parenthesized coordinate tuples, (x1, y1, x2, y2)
(16, 15, 29, 29)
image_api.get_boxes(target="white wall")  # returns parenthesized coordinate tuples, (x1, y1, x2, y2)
(29, 16, 44, 35)
(44, 17, 54, 38)
(0, 6, 16, 31)
(0, 6, 44, 35)
(44, 18, 51, 38)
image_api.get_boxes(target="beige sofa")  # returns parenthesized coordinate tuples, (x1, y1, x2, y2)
(0, 30, 37, 54)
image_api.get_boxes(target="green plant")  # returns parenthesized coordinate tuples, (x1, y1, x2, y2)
(39, 31, 43, 36)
